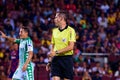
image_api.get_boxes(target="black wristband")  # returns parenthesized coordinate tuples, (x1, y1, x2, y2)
(48, 62, 51, 66)
(55, 50, 58, 54)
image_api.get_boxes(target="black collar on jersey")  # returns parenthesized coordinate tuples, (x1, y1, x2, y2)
(58, 25, 68, 32)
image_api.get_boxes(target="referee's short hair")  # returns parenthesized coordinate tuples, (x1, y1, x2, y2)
(57, 11, 68, 22)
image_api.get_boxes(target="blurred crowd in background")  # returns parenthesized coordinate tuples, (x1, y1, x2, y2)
(0, 0, 120, 80)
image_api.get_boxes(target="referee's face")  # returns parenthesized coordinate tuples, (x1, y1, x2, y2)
(54, 13, 61, 27)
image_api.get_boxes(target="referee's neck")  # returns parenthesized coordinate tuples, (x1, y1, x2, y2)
(59, 23, 67, 30)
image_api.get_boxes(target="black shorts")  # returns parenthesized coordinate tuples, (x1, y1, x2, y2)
(51, 55, 73, 80)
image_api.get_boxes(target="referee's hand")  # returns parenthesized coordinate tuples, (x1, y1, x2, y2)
(48, 51, 56, 57)
(46, 62, 51, 71)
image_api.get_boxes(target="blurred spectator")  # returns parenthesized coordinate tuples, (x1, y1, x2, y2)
(7, 43, 19, 80)
(115, 66, 120, 77)
(92, 71, 102, 80)
(100, 1, 110, 13)
(92, 62, 101, 73)
(0, 66, 7, 80)
(32, 54, 39, 64)
(76, 62, 88, 75)
(73, 45, 81, 59)
(116, 75, 120, 80)
(82, 71, 92, 80)
(32, 31, 41, 54)
(84, 56, 95, 66)
(65, 0, 76, 13)
(80, 15, 87, 29)
(74, 62, 80, 76)
(36, 56, 46, 67)
(0, 48, 5, 59)
(107, 12, 116, 24)
(81, 35, 88, 52)
(98, 12, 108, 28)
(4, 13, 15, 30)
(103, 63, 111, 74)
(86, 32, 96, 52)
(74, 54, 84, 64)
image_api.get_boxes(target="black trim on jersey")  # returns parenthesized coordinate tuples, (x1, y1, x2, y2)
(58, 25, 68, 32)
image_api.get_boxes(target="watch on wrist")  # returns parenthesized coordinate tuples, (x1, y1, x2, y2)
(55, 50, 58, 54)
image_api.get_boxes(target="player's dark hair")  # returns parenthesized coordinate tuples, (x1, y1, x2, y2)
(21, 26, 30, 36)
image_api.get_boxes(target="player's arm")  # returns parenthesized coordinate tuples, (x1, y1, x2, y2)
(22, 51, 33, 71)
(25, 51, 33, 65)
(0, 31, 15, 42)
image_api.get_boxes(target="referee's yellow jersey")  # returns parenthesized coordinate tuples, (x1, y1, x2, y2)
(51, 25, 76, 56)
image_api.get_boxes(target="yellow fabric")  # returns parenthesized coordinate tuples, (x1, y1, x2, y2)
(51, 26, 76, 56)
(107, 16, 115, 24)
(80, 20, 86, 25)
(41, 39, 51, 46)
(0, 52, 4, 58)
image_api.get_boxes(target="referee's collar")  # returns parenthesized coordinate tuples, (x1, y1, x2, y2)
(58, 25, 68, 32)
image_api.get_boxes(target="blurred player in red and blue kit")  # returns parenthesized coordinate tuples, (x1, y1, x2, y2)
(7, 43, 19, 80)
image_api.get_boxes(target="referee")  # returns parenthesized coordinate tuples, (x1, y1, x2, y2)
(46, 11, 76, 80)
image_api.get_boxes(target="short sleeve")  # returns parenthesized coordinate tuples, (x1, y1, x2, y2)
(27, 39, 33, 52)
(51, 30, 55, 44)
(14, 39, 20, 44)
(69, 28, 76, 42)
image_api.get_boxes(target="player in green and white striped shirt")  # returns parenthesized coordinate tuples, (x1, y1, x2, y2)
(0, 27, 34, 80)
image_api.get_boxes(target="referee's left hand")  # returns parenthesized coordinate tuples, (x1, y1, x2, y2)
(48, 51, 56, 57)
